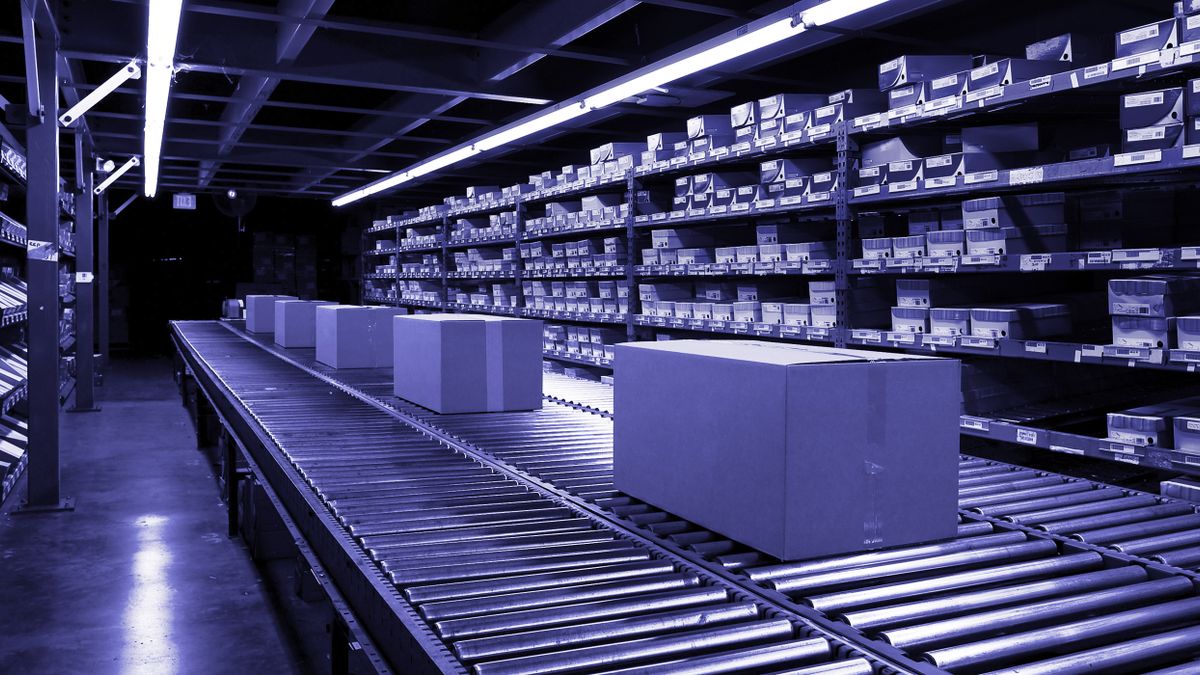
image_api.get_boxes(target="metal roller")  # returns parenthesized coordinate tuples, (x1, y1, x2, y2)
(420, 572, 702, 621)
(453, 602, 760, 661)
(880, 576, 1194, 650)
(1004, 494, 1162, 525)
(390, 544, 654, 585)
(957, 469, 1041, 488)
(435, 587, 731, 641)
(1034, 501, 1193, 535)
(405, 559, 677, 604)
(470, 619, 796, 675)
(336, 491, 544, 518)
(806, 553, 1102, 614)
(770, 539, 1056, 596)
(1110, 529, 1200, 555)
(760, 658, 874, 675)
(978, 624, 1200, 675)
(358, 517, 596, 552)
(745, 531, 1025, 583)
(970, 488, 1122, 517)
(958, 482, 1094, 510)
(839, 565, 1143, 631)
(1142, 659, 1200, 675)
(1150, 545, 1200, 568)
(958, 465, 1016, 478)
(590, 640, 837, 674)
(957, 476, 1065, 498)
(375, 530, 620, 566)
(923, 596, 1200, 671)
(1071, 514, 1200, 545)
(957, 521, 997, 537)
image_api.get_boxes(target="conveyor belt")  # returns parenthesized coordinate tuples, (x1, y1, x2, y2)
(182, 320, 1200, 674)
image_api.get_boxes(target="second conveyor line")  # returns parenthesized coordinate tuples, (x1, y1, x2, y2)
(220, 320, 1200, 673)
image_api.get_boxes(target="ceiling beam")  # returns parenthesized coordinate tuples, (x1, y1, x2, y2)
(85, 111, 456, 144)
(91, 130, 422, 158)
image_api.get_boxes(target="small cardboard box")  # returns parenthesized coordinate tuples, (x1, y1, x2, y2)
(613, 340, 960, 560)
(393, 315, 542, 414)
(274, 300, 338, 348)
(1120, 88, 1185, 129)
(878, 55, 974, 91)
(315, 305, 409, 369)
(245, 295, 296, 333)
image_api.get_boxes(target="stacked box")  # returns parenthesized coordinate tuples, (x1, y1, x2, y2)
(1178, 316, 1200, 350)
(970, 303, 1071, 339)
(760, 159, 829, 201)
(1120, 87, 1185, 153)
(614, 340, 960, 560)
(394, 315, 542, 414)
(757, 93, 827, 140)
(245, 295, 297, 333)
(1108, 397, 1200, 447)
(1109, 275, 1200, 347)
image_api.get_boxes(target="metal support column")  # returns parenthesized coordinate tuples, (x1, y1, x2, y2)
(97, 192, 109, 379)
(69, 132, 98, 412)
(833, 121, 855, 349)
(21, 2, 72, 511)
(625, 172, 638, 342)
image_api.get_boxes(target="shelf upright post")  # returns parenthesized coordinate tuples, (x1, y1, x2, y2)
(439, 215, 449, 312)
(97, 191, 109, 378)
(69, 130, 98, 412)
(22, 8, 71, 510)
(625, 171, 637, 342)
(833, 121, 855, 349)
(514, 195, 525, 317)
(392, 216, 400, 305)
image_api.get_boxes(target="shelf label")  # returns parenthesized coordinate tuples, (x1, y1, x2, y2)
(851, 329, 882, 343)
(888, 332, 917, 344)
(965, 85, 1002, 103)
(1029, 75, 1052, 90)
(960, 416, 991, 431)
(888, 105, 919, 119)
(1086, 251, 1114, 265)
(1009, 166, 1044, 185)
(1112, 51, 1160, 71)
(1016, 428, 1039, 445)
(806, 192, 830, 203)
(853, 185, 881, 197)
(854, 112, 883, 127)
(808, 123, 832, 137)
(1025, 341, 1047, 354)
(924, 95, 959, 112)
(964, 170, 998, 184)
(27, 239, 58, 262)
(925, 335, 956, 347)
(962, 254, 1002, 266)
(925, 176, 956, 189)
(1051, 444, 1086, 456)
(1114, 150, 1162, 166)
(1020, 254, 1052, 271)
(960, 336, 997, 349)
(1113, 454, 1141, 465)
(888, 180, 918, 193)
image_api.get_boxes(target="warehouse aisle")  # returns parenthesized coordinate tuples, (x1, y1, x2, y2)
(0, 358, 305, 674)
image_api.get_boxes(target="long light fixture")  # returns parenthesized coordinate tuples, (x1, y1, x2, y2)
(144, 0, 184, 198)
(332, 0, 892, 207)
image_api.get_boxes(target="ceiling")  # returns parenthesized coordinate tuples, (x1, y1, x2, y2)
(0, 0, 1169, 213)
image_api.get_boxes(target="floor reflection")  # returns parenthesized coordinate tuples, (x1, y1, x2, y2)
(121, 514, 176, 674)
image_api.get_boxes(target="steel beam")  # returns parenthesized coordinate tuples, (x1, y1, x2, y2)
(97, 193, 109, 379)
(69, 132, 98, 412)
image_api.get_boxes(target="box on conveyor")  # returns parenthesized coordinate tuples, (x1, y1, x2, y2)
(970, 303, 1071, 339)
(1108, 275, 1200, 317)
(316, 305, 409, 369)
(1108, 397, 1200, 447)
(245, 294, 297, 333)
(275, 300, 339, 348)
(614, 340, 960, 560)
(393, 314, 542, 414)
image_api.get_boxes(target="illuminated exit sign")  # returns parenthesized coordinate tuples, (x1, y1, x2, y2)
(173, 193, 196, 210)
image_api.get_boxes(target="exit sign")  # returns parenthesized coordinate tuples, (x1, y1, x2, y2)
(173, 193, 196, 210)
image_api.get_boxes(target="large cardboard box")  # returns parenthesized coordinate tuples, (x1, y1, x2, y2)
(315, 305, 409, 369)
(245, 295, 296, 333)
(394, 314, 542, 413)
(614, 340, 960, 560)
(274, 300, 337, 348)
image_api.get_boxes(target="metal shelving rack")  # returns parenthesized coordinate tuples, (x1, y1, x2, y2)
(359, 9, 1200, 477)
(0, 118, 30, 506)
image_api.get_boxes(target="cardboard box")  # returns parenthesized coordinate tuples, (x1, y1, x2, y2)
(1109, 275, 1200, 317)
(861, 136, 946, 168)
(930, 308, 971, 336)
(613, 340, 960, 560)
(1121, 88, 1184, 129)
(966, 58, 1068, 90)
(962, 192, 1065, 230)
(878, 55, 974, 91)
(1161, 476, 1200, 498)
(1178, 316, 1200, 350)
(783, 303, 811, 326)
(590, 142, 644, 166)
(970, 304, 1071, 339)
(1122, 124, 1185, 153)
(315, 305, 409, 369)
(1109, 398, 1200, 447)
(274, 300, 338, 348)
(1112, 316, 1174, 348)
(393, 315, 542, 414)
(1173, 418, 1200, 455)
(1026, 33, 1110, 63)
(245, 295, 296, 333)
(1115, 19, 1179, 58)
(891, 306, 930, 333)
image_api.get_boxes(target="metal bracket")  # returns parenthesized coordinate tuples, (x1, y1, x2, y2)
(94, 156, 140, 196)
(20, 0, 41, 121)
(60, 60, 142, 128)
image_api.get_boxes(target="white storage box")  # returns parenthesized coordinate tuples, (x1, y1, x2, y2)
(274, 300, 338, 348)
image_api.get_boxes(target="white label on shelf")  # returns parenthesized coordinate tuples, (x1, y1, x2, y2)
(711, 147, 730, 157)
(854, 185, 882, 197)
(730, 142, 752, 153)
(731, 203, 750, 212)
(1025, 341, 1047, 354)
(1016, 428, 1039, 445)
(711, 205, 729, 214)
(1029, 75, 1053, 89)
(1081, 344, 1105, 358)
(855, 112, 884, 127)
(924, 95, 959, 112)
(1113, 454, 1141, 465)
(1125, 91, 1165, 107)
(650, 212, 668, 221)
(1114, 149, 1163, 166)
(888, 105, 919, 119)
(808, 123, 832, 136)
(960, 416, 990, 431)
(851, 329, 881, 343)
(1112, 51, 1160, 71)
(1180, 40, 1200, 57)
(1010, 166, 1044, 185)
(1185, 145, 1200, 160)
(1020, 254, 1052, 271)
(807, 192, 830, 203)
(1182, 246, 1200, 260)
(1120, 25, 1159, 44)
(1113, 248, 1162, 262)
(1051, 444, 1085, 456)
(925, 176, 957, 189)
(888, 180, 918, 193)
(926, 335, 957, 346)
(1086, 251, 1114, 265)
(962, 254, 1002, 266)
(888, 332, 917, 344)
(756, 199, 777, 209)
(965, 85, 1002, 103)
(961, 336, 997, 349)
(965, 170, 998, 184)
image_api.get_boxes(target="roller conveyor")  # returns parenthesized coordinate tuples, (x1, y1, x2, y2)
(176, 320, 1200, 674)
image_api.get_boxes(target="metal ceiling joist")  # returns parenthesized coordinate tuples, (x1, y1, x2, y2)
(84, 111, 455, 144)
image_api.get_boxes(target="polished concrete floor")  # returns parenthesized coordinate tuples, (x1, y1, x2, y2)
(0, 358, 310, 674)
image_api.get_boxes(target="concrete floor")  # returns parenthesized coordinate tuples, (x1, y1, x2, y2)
(0, 358, 309, 674)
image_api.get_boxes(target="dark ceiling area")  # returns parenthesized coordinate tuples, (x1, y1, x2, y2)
(0, 0, 1171, 216)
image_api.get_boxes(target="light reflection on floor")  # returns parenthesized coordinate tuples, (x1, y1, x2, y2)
(121, 515, 176, 674)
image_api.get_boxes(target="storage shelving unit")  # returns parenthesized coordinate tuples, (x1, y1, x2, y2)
(0, 119, 32, 505)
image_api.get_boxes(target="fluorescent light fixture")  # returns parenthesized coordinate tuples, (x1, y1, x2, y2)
(144, 0, 184, 198)
(94, 156, 141, 196)
(60, 60, 142, 128)
(332, 0, 892, 207)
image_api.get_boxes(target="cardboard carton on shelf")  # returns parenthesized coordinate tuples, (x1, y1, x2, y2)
(969, 303, 1071, 339)
(961, 192, 1065, 230)
(878, 54, 974, 91)
(930, 308, 971, 336)
(1177, 316, 1200, 350)
(1120, 88, 1184, 129)
(393, 314, 542, 414)
(614, 340, 960, 561)
(1121, 123, 1185, 153)
(245, 294, 297, 333)
(1112, 316, 1175, 349)
(1108, 275, 1200, 317)
(1109, 397, 1200, 447)
(1114, 18, 1179, 59)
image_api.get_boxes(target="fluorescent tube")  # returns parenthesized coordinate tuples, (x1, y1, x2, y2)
(144, 0, 183, 198)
